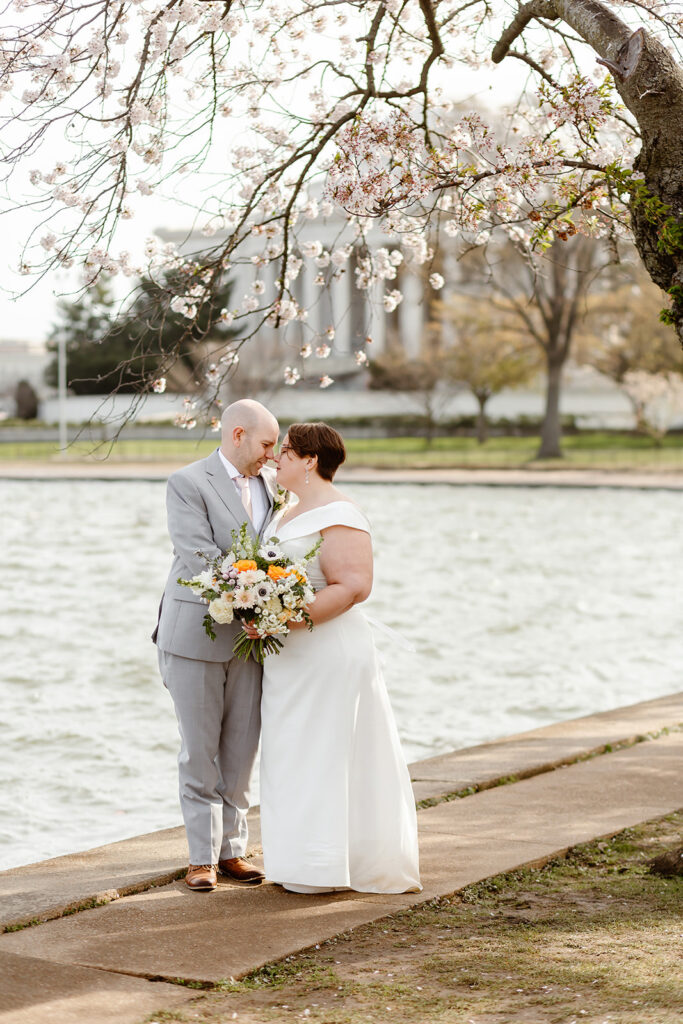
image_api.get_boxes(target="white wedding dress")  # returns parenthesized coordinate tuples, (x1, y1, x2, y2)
(259, 500, 421, 894)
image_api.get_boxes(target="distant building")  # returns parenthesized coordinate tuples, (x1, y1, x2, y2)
(158, 214, 452, 390)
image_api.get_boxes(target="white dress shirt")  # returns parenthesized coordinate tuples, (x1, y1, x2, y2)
(218, 449, 269, 531)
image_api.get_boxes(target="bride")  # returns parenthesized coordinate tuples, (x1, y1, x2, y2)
(250, 421, 421, 895)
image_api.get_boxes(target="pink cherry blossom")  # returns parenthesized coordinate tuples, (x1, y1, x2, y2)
(0, 0, 672, 405)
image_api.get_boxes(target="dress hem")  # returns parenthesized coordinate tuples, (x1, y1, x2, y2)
(269, 878, 423, 895)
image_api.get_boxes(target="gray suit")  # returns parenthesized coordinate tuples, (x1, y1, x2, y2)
(154, 449, 275, 864)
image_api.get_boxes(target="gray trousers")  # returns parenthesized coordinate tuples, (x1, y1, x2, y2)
(158, 649, 262, 865)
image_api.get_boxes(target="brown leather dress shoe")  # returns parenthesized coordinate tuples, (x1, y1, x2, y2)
(218, 857, 265, 884)
(185, 864, 217, 891)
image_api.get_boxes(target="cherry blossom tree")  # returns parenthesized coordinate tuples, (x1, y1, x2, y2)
(2, 0, 682, 419)
(621, 370, 683, 440)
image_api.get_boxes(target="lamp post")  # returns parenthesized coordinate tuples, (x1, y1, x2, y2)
(57, 335, 67, 455)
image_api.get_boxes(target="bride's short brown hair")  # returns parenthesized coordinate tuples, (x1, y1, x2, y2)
(286, 422, 346, 481)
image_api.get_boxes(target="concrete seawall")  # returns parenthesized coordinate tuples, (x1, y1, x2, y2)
(0, 692, 681, 1024)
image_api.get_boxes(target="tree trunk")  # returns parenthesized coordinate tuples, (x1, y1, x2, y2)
(550, 5, 683, 335)
(537, 359, 563, 459)
(475, 391, 489, 444)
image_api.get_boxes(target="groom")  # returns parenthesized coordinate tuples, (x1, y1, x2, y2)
(153, 399, 280, 892)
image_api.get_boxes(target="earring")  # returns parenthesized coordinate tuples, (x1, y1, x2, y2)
(305, 466, 310, 485)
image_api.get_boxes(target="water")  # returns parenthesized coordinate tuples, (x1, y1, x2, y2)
(0, 480, 680, 870)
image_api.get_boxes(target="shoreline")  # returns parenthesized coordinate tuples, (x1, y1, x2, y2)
(1, 460, 683, 488)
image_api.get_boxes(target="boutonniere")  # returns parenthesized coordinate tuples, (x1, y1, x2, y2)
(271, 485, 291, 514)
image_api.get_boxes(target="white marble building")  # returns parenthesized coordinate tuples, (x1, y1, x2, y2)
(158, 214, 447, 387)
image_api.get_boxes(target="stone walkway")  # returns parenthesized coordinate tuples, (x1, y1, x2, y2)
(1, 460, 682, 488)
(1, 694, 681, 1024)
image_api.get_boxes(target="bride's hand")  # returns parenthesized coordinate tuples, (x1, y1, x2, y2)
(243, 622, 261, 639)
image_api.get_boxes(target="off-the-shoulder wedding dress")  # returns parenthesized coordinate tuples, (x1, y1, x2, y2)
(259, 500, 421, 895)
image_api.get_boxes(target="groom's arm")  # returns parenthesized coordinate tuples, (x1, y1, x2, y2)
(167, 472, 223, 577)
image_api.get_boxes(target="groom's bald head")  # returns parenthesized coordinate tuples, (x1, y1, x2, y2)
(220, 399, 279, 476)
(221, 398, 276, 435)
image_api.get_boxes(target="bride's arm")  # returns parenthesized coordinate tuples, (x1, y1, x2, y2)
(290, 524, 373, 628)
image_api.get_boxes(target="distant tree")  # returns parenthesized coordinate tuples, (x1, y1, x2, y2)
(575, 268, 683, 432)
(45, 273, 238, 396)
(368, 351, 455, 445)
(460, 236, 609, 459)
(125, 271, 239, 396)
(45, 279, 121, 395)
(432, 298, 540, 443)
(14, 380, 38, 419)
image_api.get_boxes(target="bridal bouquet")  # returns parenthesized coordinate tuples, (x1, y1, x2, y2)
(178, 523, 319, 663)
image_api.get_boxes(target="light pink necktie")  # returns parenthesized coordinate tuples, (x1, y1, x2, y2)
(235, 475, 253, 522)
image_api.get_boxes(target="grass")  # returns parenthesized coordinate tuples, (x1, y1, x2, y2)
(142, 811, 683, 1024)
(2, 433, 683, 470)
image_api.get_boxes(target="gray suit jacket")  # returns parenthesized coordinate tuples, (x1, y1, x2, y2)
(153, 449, 276, 662)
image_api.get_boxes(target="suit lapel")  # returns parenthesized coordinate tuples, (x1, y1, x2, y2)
(204, 449, 257, 539)
(258, 467, 276, 538)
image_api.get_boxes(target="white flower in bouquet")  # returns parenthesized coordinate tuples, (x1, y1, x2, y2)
(208, 593, 234, 624)
(233, 586, 257, 609)
(288, 565, 308, 587)
(265, 594, 284, 616)
(258, 542, 283, 562)
(189, 569, 216, 593)
(238, 568, 268, 586)
(271, 620, 291, 635)
(260, 610, 288, 634)
(253, 580, 274, 604)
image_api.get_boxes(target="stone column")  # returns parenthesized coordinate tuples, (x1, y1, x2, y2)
(369, 278, 386, 354)
(398, 271, 424, 359)
(330, 269, 351, 353)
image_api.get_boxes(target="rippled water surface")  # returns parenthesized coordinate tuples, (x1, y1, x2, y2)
(0, 480, 680, 869)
